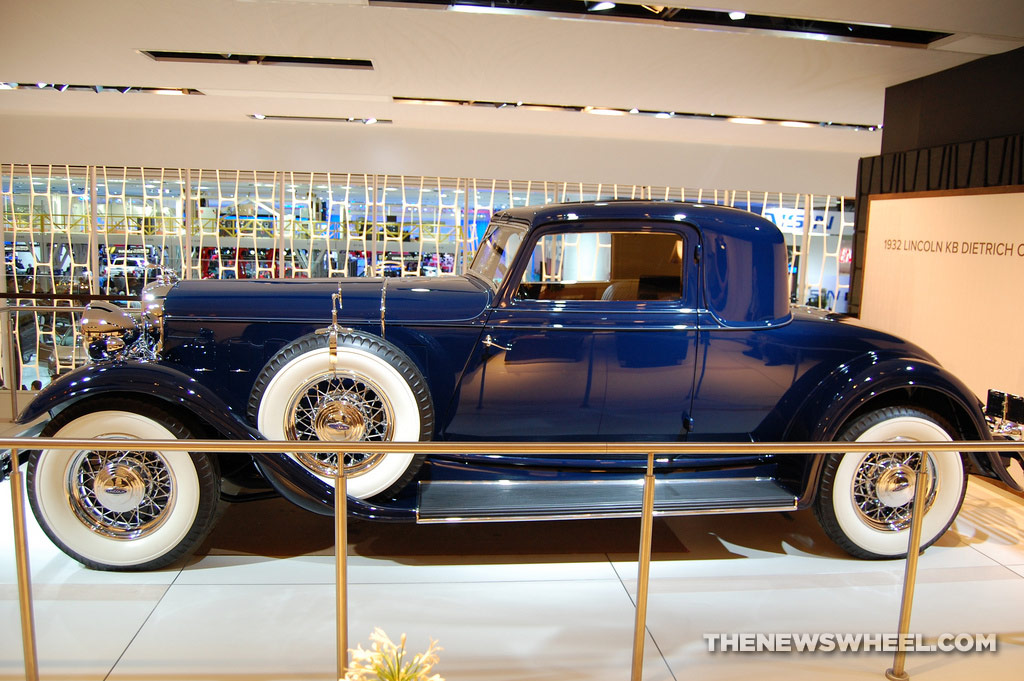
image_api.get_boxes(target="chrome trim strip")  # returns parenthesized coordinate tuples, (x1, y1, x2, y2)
(380, 277, 388, 338)
(419, 476, 776, 487)
(415, 501, 799, 524)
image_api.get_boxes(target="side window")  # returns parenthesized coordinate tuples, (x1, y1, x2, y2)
(516, 231, 684, 302)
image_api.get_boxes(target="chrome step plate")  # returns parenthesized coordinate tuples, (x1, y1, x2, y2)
(416, 477, 798, 523)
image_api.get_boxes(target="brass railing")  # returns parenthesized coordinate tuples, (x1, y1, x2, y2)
(5, 437, 1021, 681)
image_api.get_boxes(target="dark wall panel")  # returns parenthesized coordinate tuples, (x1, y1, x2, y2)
(881, 47, 1024, 154)
(850, 133, 1024, 314)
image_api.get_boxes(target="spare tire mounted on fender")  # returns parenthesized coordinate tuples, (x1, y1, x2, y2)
(249, 332, 434, 500)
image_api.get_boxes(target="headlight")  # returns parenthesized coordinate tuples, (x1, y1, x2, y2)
(81, 302, 139, 360)
(141, 268, 178, 325)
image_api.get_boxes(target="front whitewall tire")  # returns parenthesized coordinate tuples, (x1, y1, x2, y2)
(27, 402, 220, 571)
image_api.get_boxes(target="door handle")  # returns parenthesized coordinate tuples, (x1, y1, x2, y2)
(482, 334, 511, 352)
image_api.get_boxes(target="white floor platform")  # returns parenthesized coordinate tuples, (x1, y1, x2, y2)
(2, 470, 1022, 681)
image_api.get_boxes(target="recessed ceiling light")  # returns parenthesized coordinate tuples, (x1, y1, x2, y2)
(391, 95, 876, 131)
(584, 106, 626, 116)
(246, 114, 392, 124)
(370, 1, 948, 47)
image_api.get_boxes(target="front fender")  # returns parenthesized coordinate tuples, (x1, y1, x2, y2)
(16, 360, 343, 515)
(18, 360, 260, 439)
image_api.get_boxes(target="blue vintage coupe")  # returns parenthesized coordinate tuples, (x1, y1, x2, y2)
(13, 201, 1022, 570)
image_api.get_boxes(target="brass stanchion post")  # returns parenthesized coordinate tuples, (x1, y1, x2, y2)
(630, 452, 656, 681)
(10, 447, 40, 681)
(335, 468, 349, 681)
(885, 453, 931, 681)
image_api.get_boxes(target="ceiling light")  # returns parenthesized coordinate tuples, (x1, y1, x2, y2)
(142, 51, 373, 71)
(449, 3, 516, 15)
(397, 97, 460, 107)
(584, 106, 626, 116)
(591, 2, 616, 10)
(728, 11, 746, 21)
(153, 88, 186, 96)
(244, 114, 392, 124)
(387, 94, 875, 131)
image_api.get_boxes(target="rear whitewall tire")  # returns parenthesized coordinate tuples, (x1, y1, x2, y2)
(815, 407, 967, 559)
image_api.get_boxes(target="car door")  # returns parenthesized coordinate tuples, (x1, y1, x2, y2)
(446, 221, 700, 445)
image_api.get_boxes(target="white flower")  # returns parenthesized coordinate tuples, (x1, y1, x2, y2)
(345, 628, 444, 681)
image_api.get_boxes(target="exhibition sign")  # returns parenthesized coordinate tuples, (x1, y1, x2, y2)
(861, 188, 1024, 400)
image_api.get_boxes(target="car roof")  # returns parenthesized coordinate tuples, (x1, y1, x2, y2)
(492, 200, 791, 327)
(493, 200, 773, 231)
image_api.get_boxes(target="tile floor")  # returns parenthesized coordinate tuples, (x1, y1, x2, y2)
(1, 454, 1022, 681)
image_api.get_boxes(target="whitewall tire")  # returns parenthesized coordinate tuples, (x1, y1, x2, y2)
(249, 332, 433, 500)
(27, 399, 220, 571)
(814, 406, 967, 559)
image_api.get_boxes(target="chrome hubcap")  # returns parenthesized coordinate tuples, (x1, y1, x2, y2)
(92, 463, 148, 513)
(67, 450, 175, 539)
(313, 400, 367, 442)
(875, 465, 918, 508)
(852, 450, 937, 532)
(286, 370, 394, 478)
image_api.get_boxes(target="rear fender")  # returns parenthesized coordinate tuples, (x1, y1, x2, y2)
(785, 355, 990, 500)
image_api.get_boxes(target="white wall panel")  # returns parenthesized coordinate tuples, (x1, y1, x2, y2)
(860, 189, 1024, 400)
(0, 114, 861, 196)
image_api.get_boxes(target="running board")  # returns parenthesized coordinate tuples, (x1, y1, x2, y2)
(416, 477, 798, 523)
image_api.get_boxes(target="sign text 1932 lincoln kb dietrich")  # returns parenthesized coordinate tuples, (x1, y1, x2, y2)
(5, 201, 1022, 570)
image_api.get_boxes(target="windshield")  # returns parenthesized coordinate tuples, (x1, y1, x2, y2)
(467, 222, 526, 290)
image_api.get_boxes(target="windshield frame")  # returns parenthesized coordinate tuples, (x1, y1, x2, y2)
(466, 220, 528, 291)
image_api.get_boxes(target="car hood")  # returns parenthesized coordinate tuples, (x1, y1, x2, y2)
(163, 276, 491, 325)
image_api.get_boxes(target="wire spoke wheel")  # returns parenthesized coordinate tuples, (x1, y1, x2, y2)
(287, 370, 395, 478)
(850, 450, 937, 532)
(67, 448, 177, 539)
(251, 331, 434, 499)
(814, 406, 967, 559)
(27, 399, 220, 571)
